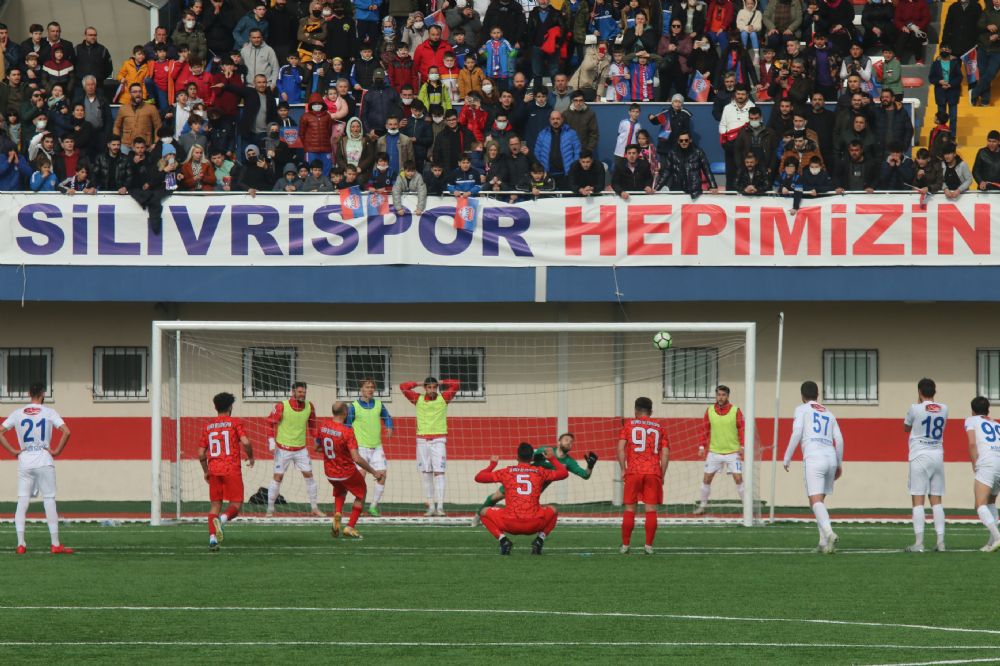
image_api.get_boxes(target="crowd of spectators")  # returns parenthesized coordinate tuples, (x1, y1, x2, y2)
(0, 0, 996, 227)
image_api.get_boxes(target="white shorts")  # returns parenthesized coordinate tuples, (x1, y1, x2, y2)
(803, 453, 838, 497)
(909, 455, 945, 496)
(358, 445, 388, 472)
(274, 447, 313, 474)
(18, 465, 57, 499)
(704, 452, 742, 475)
(975, 459, 1000, 495)
(416, 437, 447, 473)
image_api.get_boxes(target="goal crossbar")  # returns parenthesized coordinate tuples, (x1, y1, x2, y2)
(151, 320, 757, 527)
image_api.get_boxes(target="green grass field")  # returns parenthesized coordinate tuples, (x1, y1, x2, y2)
(2, 521, 999, 665)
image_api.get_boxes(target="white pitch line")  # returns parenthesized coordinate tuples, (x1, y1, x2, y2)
(0, 641, 998, 650)
(2, 606, 998, 638)
(868, 658, 1000, 666)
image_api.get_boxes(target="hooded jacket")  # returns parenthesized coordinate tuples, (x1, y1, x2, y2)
(300, 92, 335, 154)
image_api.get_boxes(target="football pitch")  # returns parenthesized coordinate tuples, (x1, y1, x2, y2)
(2, 522, 999, 665)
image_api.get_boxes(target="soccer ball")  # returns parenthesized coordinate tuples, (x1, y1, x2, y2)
(652, 331, 672, 350)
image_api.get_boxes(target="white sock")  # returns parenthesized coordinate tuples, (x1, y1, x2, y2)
(931, 504, 946, 540)
(537, 531, 546, 540)
(372, 482, 385, 507)
(816, 521, 827, 546)
(220, 514, 229, 524)
(15, 496, 29, 547)
(912, 506, 925, 541)
(990, 504, 999, 523)
(735, 483, 745, 501)
(43, 498, 60, 547)
(699, 483, 711, 506)
(267, 479, 280, 512)
(812, 502, 832, 536)
(978, 505, 1000, 540)
(305, 477, 318, 509)
(421, 472, 434, 504)
(434, 474, 446, 510)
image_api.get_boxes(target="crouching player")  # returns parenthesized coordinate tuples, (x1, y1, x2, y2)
(473, 433, 596, 525)
(474, 443, 568, 555)
(199, 392, 255, 552)
(965, 396, 1000, 552)
(316, 401, 387, 539)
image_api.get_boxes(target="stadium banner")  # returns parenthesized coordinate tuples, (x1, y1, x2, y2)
(0, 192, 996, 267)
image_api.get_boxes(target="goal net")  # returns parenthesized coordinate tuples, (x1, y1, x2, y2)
(151, 322, 760, 526)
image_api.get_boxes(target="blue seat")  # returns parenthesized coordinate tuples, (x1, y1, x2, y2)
(710, 161, 726, 175)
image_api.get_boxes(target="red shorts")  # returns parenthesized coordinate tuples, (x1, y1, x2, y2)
(328, 470, 367, 499)
(623, 474, 663, 506)
(484, 506, 556, 535)
(208, 473, 244, 503)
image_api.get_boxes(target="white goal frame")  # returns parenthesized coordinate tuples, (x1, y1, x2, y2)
(150, 321, 757, 527)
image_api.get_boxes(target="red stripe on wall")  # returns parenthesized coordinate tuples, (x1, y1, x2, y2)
(1, 416, 971, 463)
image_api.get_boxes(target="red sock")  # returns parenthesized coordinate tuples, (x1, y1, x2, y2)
(481, 510, 504, 539)
(335, 495, 345, 514)
(621, 510, 635, 546)
(208, 513, 218, 536)
(349, 504, 362, 527)
(645, 511, 658, 546)
(223, 505, 240, 521)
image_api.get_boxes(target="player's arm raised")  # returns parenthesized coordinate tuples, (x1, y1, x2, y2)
(350, 448, 386, 483)
(542, 448, 569, 481)
(51, 423, 71, 456)
(0, 424, 20, 457)
(475, 455, 500, 483)
(968, 426, 979, 472)
(399, 381, 421, 405)
(440, 378, 461, 402)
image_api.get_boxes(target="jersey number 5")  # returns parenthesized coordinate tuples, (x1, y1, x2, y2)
(208, 430, 231, 457)
(631, 426, 660, 454)
(515, 473, 533, 495)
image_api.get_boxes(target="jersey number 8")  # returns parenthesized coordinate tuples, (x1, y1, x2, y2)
(631, 426, 660, 454)
(322, 437, 336, 459)
(208, 430, 231, 457)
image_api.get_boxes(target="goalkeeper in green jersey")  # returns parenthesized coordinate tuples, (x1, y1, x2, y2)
(472, 433, 598, 525)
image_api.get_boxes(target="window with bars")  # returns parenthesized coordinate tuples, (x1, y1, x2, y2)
(977, 349, 1000, 401)
(0, 348, 52, 401)
(93, 347, 148, 401)
(662, 347, 718, 401)
(823, 349, 878, 403)
(337, 346, 391, 399)
(242, 347, 297, 399)
(430, 347, 485, 400)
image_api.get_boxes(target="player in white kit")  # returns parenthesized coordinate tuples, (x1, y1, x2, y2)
(0, 382, 74, 554)
(783, 381, 844, 554)
(965, 396, 1000, 552)
(902, 378, 949, 553)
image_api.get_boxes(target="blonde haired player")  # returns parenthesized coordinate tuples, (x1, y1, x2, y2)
(266, 381, 323, 518)
(902, 378, 949, 552)
(347, 378, 394, 517)
(784, 380, 844, 554)
(400, 377, 460, 516)
(965, 396, 1000, 552)
(694, 385, 745, 515)
(0, 382, 74, 554)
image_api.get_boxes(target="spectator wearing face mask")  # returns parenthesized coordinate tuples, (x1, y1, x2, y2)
(929, 44, 962, 135)
(300, 92, 334, 174)
(361, 68, 403, 137)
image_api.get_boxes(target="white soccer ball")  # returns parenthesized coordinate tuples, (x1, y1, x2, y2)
(652, 331, 673, 350)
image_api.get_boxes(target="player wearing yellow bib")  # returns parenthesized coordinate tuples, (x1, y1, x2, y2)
(265, 382, 323, 518)
(346, 378, 394, 517)
(400, 377, 461, 517)
(694, 385, 745, 515)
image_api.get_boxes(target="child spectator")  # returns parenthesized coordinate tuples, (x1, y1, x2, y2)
(439, 53, 461, 105)
(387, 44, 418, 95)
(591, 0, 621, 43)
(627, 50, 658, 102)
(29, 158, 57, 191)
(479, 27, 516, 91)
(458, 54, 485, 98)
(392, 160, 427, 215)
(58, 164, 94, 194)
(458, 92, 488, 142)
(302, 159, 334, 192)
(446, 154, 483, 194)
(516, 161, 556, 197)
(369, 152, 394, 190)
(606, 47, 631, 102)
(273, 162, 302, 192)
(424, 162, 447, 195)
(911, 147, 942, 194)
(614, 103, 643, 171)
(116, 45, 150, 102)
(929, 45, 962, 135)
(418, 67, 452, 111)
(42, 46, 75, 96)
(775, 156, 803, 210)
(277, 51, 305, 104)
(450, 32, 473, 68)
(352, 44, 379, 93)
(147, 44, 182, 111)
(800, 155, 834, 195)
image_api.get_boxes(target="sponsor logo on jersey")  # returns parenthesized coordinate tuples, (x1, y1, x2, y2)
(23, 406, 41, 415)
(810, 402, 827, 412)
(926, 403, 942, 413)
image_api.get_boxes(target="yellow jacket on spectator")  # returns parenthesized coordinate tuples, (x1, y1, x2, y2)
(116, 56, 151, 101)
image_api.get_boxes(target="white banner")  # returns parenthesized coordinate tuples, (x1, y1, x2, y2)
(1, 193, 997, 267)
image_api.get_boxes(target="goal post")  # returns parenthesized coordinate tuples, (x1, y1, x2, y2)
(151, 321, 758, 527)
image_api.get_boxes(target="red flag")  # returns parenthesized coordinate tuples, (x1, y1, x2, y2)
(425, 10, 450, 40)
(339, 186, 365, 220)
(366, 190, 390, 216)
(688, 71, 710, 102)
(453, 194, 478, 231)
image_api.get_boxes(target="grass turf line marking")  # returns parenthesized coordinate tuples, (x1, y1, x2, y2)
(1, 642, 999, 650)
(4, 606, 1000, 638)
(867, 659, 1000, 666)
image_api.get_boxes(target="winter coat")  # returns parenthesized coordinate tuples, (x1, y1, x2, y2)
(893, 0, 929, 32)
(458, 105, 489, 142)
(113, 101, 163, 147)
(871, 105, 914, 154)
(611, 159, 653, 194)
(173, 28, 209, 64)
(446, 8, 483, 44)
(732, 124, 779, 173)
(387, 55, 419, 94)
(912, 160, 943, 193)
(563, 105, 599, 152)
(569, 44, 612, 97)
(361, 84, 403, 131)
(877, 155, 915, 190)
(979, 6, 1000, 54)
(762, 0, 803, 34)
(413, 39, 456, 83)
(941, 0, 982, 57)
(233, 13, 269, 49)
(666, 144, 716, 192)
(431, 124, 476, 170)
(392, 171, 428, 210)
(480, 0, 528, 47)
(733, 164, 770, 192)
(179, 159, 217, 191)
(376, 132, 416, 168)
(973, 146, 1000, 189)
(533, 125, 582, 174)
(91, 150, 129, 190)
(300, 93, 335, 154)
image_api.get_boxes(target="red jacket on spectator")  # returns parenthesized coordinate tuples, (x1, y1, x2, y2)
(893, 0, 930, 32)
(299, 92, 334, 154)
(151, 59, 183, 102)
(412, 39, 455, 85)
(177, 68, 215, 105)
(386, 54, 418, 94)
(458, 105, 488, 142)
(210, 71, 244, 118)
(705, 0, 736, 34)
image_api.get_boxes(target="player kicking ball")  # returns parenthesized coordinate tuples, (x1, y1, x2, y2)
(902, 378, 949, 553)
(783, 381, 844, 554)
(0, 382, 73, 554)
(198, 392, 255, 552)
(473, 433, 597, 526)
(474, 443, 568, 555)
(964, 397, 1000, 552)
(315, 402, 386, 539)
(618, 397, 669, 555)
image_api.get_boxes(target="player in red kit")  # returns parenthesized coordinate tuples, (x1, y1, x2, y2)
(474, 442, 568, 555)
(617, 396, 670, 555)
(315, 402, 386, 539)
(198, 392, 254, 551)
